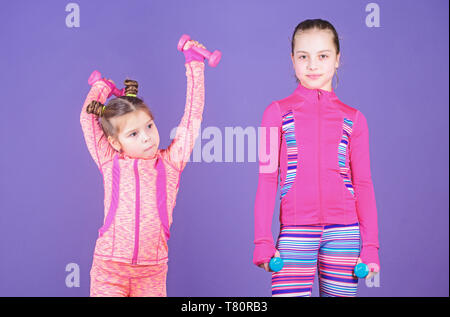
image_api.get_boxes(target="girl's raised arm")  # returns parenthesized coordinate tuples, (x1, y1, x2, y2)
(80, 81, 115, 172)
(165, 60, 205, 172)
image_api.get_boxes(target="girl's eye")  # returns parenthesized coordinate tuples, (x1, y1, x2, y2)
(147, 124, 153, 129)
(320, 54, 328, 59)
(130, 132, 137, 137)
(298, 55, 307, 60)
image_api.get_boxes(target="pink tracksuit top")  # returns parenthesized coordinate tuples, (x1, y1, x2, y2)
(80, 61, 205, 265)
(253, 83, 380, 267)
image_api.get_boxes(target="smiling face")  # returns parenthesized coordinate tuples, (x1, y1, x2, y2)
(291, 28, 340, 92)
(107, 109, 160, 159)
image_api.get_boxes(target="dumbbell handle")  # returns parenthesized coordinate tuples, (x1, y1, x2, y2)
(190, 46, 212, 59)
(88, 70, 124, 97)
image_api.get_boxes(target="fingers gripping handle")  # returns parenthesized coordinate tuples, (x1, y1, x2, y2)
(177, 34, 222, 67)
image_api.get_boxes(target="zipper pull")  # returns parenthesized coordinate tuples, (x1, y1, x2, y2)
(317, 90, 321, 100)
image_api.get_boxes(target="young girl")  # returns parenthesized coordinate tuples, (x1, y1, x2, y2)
(253, 19, 380, 297)
(80, 40, 206, 297)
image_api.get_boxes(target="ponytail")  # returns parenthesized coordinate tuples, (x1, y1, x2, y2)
(86, 100, 105, 117)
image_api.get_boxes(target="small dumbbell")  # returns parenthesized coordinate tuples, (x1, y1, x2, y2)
(88, 70, 124, 97)
(354, 262, 369, 278)
(177, 34, 222, 67)
(269, 257, 284, 272)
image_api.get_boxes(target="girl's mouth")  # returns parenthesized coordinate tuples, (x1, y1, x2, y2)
(144, 145, 154, 152)
(306, 74, 322, 80)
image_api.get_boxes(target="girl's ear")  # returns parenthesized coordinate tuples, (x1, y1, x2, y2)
(107, 135, 122, 152)
(335, 52, 341, 69)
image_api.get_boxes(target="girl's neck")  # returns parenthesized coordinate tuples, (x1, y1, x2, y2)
(302, 81, 333, 92)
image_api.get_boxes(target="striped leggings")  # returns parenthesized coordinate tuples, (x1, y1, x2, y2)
(272, 223, 361, 297)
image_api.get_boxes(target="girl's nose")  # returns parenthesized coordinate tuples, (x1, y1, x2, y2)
(142, 132, 151, 143)
(308, 61, 318, 70)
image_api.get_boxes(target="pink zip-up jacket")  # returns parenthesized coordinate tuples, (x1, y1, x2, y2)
(253, 83, 380, 267)
(80, 61, 205, 265)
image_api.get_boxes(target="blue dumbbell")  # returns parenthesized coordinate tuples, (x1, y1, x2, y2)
(354, 262, 369, 278)
(269, 257, 284, 272)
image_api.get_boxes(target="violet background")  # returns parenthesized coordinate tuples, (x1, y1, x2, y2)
(0, 0, 448, 297)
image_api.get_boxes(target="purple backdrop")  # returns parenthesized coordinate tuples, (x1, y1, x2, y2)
(0, 0, 448, 297)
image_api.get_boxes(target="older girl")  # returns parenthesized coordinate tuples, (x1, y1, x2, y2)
(254, 19, 380, 297)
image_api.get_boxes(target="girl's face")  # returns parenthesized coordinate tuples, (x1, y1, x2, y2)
(108, 110, 160, 159)
(291, 29, 340, 92)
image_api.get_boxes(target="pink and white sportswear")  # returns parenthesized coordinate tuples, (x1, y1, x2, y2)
(253, 83, 380, 268)
(80, 61, 205, 266)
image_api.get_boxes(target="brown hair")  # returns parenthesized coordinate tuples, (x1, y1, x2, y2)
(86, 79, 154, 139)
(291, 19, 340, 55)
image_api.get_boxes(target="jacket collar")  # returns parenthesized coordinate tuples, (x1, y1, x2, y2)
(293, 82, 338, 102)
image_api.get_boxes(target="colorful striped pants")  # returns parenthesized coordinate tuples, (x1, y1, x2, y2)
(272, 223, 361, 297)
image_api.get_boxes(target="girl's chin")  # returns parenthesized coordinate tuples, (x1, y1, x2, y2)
(301, 76, 333, 90)
(124, 152, 157, 160)
(141, 151, 158, 159)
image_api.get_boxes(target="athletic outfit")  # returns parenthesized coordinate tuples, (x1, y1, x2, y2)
(253, 83, 380, 297)
(80, 59, 205, 297)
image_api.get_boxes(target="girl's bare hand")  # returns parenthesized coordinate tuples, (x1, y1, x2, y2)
(183, 40, 206, 51)
(258, 250, 281, 272)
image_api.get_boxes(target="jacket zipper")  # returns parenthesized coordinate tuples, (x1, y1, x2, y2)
(317, 90, 323, 223)
(132, 159, 141, 265)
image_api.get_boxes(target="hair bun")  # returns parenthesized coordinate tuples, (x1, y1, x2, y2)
(124, 79, 138, 96)
(86, 100, 104, 117)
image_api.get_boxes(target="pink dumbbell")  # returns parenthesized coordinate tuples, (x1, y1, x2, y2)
(177, 34, 222, 67)
(88, 70, 125, 97)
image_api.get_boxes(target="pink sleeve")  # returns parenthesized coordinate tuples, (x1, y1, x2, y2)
(253, 102, 282, 266)
(350, 110, 380, 267)
(80, 81, 116, 172)
(166, 61, 205, 171)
